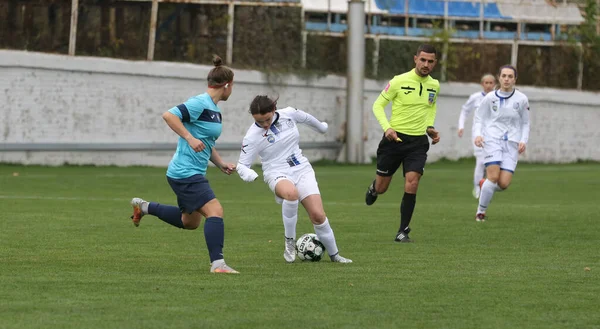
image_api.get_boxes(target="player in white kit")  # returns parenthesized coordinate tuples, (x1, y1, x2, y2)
(236, 95, 352, 263)
(457, 74, 496, 198)
(473, 65, 530, 222)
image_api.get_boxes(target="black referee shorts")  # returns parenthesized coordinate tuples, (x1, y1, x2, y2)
(375, 132, 430, 177)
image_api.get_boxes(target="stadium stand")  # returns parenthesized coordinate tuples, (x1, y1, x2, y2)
(303, 0, 584, 41)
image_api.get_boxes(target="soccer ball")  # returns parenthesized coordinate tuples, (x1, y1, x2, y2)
(296, 233, 325, 262)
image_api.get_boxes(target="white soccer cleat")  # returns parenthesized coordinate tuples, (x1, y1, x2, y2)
(284, 237, 296, 263)
(130, 197, 147, 227)
(331, 254, 353, 263)
(210, 260, 240, 274)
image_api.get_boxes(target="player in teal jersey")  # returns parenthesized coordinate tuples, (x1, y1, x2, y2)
(129, 55, 239, 274)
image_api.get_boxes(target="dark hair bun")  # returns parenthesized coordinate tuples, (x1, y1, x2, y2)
(212, 55, 223, 67)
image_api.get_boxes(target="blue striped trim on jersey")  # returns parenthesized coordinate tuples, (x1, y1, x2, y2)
(484, 161, 502, 167)
(286, 154, 301, 167)
(269, 125, 280, 135)
(198, 109, 222, 123)
(176, 104, 191, 123)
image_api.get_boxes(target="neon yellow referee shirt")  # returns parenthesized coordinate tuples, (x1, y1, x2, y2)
(373, 69, 440, 136)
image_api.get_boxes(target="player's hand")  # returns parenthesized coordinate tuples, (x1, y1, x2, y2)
(220, 163, 236, 175)
(321, 122, 328, 132)
(518, 142, 526, 154)
(458, 128, 464, 138)
(427, 128, 440, 145)
(384, 128, 401, 142)
(474, 136, 484, 148)
(187, 137, 205, 152)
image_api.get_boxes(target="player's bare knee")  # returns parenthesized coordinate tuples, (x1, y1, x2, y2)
(405, 180, 419, 193)
(498, 181, 511, 190)
(309, 212, 326, 225)
(282, 191, 299, 201)
(183, 220, 200, 230)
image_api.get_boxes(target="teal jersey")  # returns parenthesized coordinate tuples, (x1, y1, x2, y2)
(166, 93, 222, 179)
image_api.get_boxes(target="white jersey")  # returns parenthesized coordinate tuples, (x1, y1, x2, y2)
(474, 89, 530, 144)
(237, 107, 328, 178)
(458, 91, 486, 137)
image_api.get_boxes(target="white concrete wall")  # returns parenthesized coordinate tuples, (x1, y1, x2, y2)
(1, 50, 599, 166)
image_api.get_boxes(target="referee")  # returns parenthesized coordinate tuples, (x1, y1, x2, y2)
(364, 44, 441, 243)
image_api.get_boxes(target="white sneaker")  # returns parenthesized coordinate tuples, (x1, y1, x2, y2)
(130, 197, 147, 227)
(210, 260, 239, 274)
(331, 254, 353, 263)
(284, 238, 296, 263)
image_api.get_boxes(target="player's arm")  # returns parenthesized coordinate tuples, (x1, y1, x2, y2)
(163, 102, 205, 152)
(290, 108, 328, 133)
(426, 85, 440, 144)
(236, 135, 259, 182)
(458, 94, 476, 136)
(372, 80, 397, 132)
(473, 96, 491, 147)
(518, 99, 531, 154)
(210, 148, 235, 175)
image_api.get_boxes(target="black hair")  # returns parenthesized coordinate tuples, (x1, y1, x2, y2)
(207, 55, 234, 88)
(416, 44, 437, 57)
(249, 95, 278, 115)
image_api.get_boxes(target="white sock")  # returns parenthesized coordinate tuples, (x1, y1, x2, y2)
(313, 218, 339, 257)
(477, 179, 497, 214)
(141, 201, 149, 214)
(474, 157, 485, 190)
(282, 200, 298, 240)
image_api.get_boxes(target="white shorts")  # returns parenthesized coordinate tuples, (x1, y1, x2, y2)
(264, 164, 320, 204)
(482, 138, 519, 173)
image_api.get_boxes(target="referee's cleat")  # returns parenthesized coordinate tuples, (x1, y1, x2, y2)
(365, 180, 378, 206)
(394, 227, 413, 243)
(283, 237, 296, 263)
(130, 197, 147, 227)
(210, 260, 240, 274)
(475, 213, 486, 222)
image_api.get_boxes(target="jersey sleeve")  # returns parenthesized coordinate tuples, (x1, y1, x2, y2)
(473, 95, 491, 138)
(237, 133, 258, 169)
(372, 79, 399, 132)
(236, 131, 260, 182)
(458, 93, 477, 130)
(288, 108, 327, 133)
(168, 98, 204, 123)
(520, 98, 531, 144)
(426, 83, 439, 127)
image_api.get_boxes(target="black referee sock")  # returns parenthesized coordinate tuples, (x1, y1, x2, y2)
(400, 192, 417, 233)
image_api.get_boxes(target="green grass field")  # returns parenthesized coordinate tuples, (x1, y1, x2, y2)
(0, 161, 598, 329)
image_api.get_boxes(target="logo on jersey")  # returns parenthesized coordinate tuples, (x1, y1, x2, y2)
(428, 93, 435, 105)
(241, 144, 248, 154)
(492, 101, 498, 112)
(404, 91, 412, 95)
(267, 135, 275, 143)
(286, 120, 294, 128)
(384, 82, 391, 92)
(513, 102, 520, 111)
